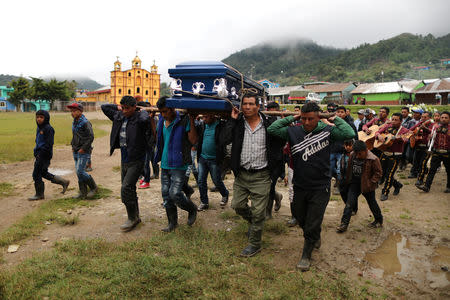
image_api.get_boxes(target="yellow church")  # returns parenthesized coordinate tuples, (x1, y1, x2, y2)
(110, 55, 160, 105)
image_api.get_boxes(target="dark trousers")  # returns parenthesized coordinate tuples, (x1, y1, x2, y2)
(292, 187, 330, 244)
(121, 160, 144, 206)
(381, 155, 402, 195)
(413, 147, 430, 181)
(198, 156, 229, 204)
(267, 162, 284, 215)
(425, 152, 450, 189)
(341, 183, 382, 225)
(161, 168, 194, 211)
(32, 157, 55, 183)
(339, 186, 358, 213)
(143, 148, 159, 182)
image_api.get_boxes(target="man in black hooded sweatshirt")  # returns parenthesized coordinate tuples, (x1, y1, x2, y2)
(29, 110, 70, 200)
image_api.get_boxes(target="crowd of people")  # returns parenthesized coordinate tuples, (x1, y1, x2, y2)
(28, 93, 449, 271)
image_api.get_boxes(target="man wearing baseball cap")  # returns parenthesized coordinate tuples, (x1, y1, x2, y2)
(67, 102, 98, 199)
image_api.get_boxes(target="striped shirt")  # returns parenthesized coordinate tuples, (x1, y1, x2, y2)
(240, 116, 268, 170)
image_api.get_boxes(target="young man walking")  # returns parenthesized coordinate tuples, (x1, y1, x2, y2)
(67, 103, 97, 199)
(29, 110, 70, 200)
(336, 140, 383, 233)
(101, 96, 150, 232)
(409, 112, 433, 185)
(268, 102, 355, 271)
(196, 114, 229, 211)
(222, 91, 281, 257)
(153, 96, 199, 232)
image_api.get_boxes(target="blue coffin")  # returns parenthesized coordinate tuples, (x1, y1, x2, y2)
(166, 61, 265, 111)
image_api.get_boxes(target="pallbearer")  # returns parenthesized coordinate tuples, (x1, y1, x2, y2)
(268, 102, 355, 271)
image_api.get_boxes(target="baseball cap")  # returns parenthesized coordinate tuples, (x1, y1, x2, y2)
(66, 102, 83, 111)
(357, 109, 365, 115)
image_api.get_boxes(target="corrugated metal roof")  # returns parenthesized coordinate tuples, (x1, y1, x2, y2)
(351, 82, 404, 94)
(398, 80, 422, 93)
(306, 83, 354, 93)
(415, 79, 450, 94)
(268, 85, 303, 96)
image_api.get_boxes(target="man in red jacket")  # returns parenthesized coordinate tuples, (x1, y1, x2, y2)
(375, 113, 410, 201)
(417, 111, 450, 193)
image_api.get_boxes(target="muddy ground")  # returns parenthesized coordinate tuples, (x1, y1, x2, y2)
(0, 112, 449, 299)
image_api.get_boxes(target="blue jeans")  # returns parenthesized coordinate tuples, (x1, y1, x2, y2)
(330, 152, 342, 179)
(198, 156, 229, 204)
(185, 149, 198, 177)
(161, 168, 191, 210)
(73, 152, 91, 182)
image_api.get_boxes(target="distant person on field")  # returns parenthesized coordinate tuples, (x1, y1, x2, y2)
(29, 110, 70, 200)
(67, 102, 97, 199)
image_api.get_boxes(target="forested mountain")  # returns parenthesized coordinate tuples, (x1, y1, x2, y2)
(0, 74, 102, 90)
(222, 33, 450, 85)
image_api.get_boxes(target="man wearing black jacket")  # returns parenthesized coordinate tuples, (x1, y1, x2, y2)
(196, 114, 229, 211)
(67, 102, 97, 199)
(101, 96, 150, 232)
(29, 110, 70, 200)
(222, 91, 284, 257)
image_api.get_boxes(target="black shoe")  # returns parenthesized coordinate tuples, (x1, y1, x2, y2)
(52, 175, 70, 194)
(351, 210, 357, 216)
(120, 203, 141, 232)
(314, 238, 321, 249)
(417, 185, 430, 193)
(445, 188, 450, 193)
(287, 217, 298, 227)
(380, 194, 388, 201)
(220, 194, 229, 207)
(197, 203, 209, 211)
(86, 176, 98, 198)
(76, 181, 88, 199)
(185, 189, 194, 201)
(274, 192, 282, 212)
(240, 245, 261, 257)
(368, 220, 383, 229)
(28, 181, 45, 201)
(393, 183, 403, 196)
(407, 174, 417, 179)
(336, 223, 348, 233)
(162, 207, 178, 232)
(209, 186, 219, 193)
(415, 180, 423, 187)
(187, 204, 197, 226)
(296, 242, 314, 271)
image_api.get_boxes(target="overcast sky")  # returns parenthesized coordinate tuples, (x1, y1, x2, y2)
(2, 0, 449, 85)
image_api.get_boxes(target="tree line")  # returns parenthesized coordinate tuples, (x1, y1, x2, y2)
(8, 77, 76, 108)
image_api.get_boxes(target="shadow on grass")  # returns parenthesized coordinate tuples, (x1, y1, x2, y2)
(0, 225, 377, 300)
(0, 187, 112, 247)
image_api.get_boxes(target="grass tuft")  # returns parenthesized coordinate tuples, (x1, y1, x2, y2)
(0, 187, 112, 247)
(0, 183, 14, 199)
(112, 166, 121, 173)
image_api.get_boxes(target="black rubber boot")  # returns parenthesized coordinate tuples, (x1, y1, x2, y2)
(86, 176, 98, 198)
(28, 181, 45, 201)
(296, 241, 314, 271)
(183, 176, 194, 200)
(120, 202, 141, 232)
(241, 230, 262, 257)
(76, 181, 88, 199)
(51, 175, 70, 194)
(162, 206, 178, 232)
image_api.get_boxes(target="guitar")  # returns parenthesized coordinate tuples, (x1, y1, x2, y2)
(358, 125, 379, 150)
(374, 131, 413, 152)
(410, 120, 432, 148)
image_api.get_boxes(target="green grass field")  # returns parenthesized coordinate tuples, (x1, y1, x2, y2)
(0, 113, 109, 163)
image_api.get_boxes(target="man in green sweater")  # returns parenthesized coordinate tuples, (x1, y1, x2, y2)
(267, 102, 355, 271)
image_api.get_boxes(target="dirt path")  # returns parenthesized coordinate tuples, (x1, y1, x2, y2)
(0, 113, 449, 299)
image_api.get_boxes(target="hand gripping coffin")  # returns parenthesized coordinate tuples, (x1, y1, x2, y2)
(167, 61, 266, 111)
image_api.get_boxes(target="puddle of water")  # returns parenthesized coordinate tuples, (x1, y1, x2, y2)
(48, 168, 73, 176)
(364, 233, 450, 289)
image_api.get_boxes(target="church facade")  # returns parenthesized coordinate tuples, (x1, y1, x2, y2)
(110, 55, 160, 105)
